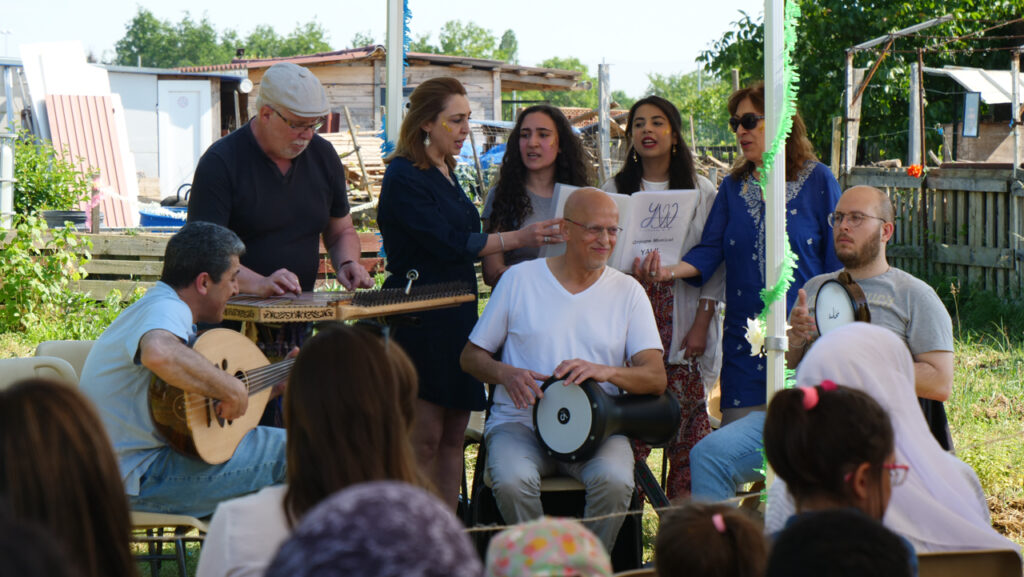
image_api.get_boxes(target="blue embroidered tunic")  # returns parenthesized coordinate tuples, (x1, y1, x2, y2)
(683, 161, 842, 408)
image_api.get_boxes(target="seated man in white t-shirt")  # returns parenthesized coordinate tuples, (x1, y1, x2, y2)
(460, 187, 666, 551)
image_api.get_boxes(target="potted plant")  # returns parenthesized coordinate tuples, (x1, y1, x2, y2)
(12, 131, 94, 228)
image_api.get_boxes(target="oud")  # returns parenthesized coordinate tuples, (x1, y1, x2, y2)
(148, 329, 294, 464)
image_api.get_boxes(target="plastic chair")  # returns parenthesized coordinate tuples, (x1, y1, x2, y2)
(131, 511, 209, 577)
(917, 549, 1022, 577)
(34, 339, 95, 379)
(460, 410, 487, 524)
(0, 356, 78, 389)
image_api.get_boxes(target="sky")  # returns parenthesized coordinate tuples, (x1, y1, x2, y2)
(3, 0, 764, 98)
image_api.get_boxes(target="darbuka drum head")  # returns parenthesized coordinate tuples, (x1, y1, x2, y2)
(534, 379, 595, 458)
(815, 279, 856, 336)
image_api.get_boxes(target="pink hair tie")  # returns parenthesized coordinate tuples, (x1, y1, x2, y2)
(799, 386, 820, 410)
(820, 379, 838, 391)
(711, 513, 727, 534)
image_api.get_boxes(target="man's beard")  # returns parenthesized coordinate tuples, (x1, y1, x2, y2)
(837, 231, 882, 270)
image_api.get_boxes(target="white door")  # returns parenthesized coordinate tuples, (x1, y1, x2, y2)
(158, 80, 213, 201)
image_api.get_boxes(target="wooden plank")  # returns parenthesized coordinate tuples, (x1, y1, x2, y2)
(969, 190, 983, 287)
(82, 233, 172, 257)
(84, 259, 164, 276)
(74, 279, 155, 300)
(926, 175, 1010, 194)
(932, 245, 1015, 269)
(846, 171, 923, 189)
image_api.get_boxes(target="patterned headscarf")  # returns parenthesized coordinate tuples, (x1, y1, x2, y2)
(485, 517, 613, 577)
(266, 481, 482, 577)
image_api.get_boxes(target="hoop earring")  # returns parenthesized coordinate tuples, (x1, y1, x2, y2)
(424, 132, 431, 147)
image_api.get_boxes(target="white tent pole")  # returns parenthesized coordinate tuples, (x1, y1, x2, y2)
(763, 0, 787, 433)
(385, 0, 404, 145)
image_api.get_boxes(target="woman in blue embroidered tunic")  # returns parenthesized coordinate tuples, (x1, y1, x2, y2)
(638, 82, 841, 423)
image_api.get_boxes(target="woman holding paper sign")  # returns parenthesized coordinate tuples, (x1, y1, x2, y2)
(646, 82, 841, 433)
(602, 95, 723, 498)
(378, 78, 564, 509)
(482, 104, 591, 286)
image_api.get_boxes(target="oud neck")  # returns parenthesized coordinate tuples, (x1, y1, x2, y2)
(241, 358, 296, 395)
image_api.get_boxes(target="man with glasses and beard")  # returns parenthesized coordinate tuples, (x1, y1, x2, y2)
(189, 62, 373, 299)
(788, 185, 954, 450)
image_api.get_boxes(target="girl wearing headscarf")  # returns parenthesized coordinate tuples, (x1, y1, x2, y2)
(766, 322, 1020, 555)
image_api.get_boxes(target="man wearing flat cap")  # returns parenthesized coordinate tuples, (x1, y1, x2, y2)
(189, 62, 374, 298)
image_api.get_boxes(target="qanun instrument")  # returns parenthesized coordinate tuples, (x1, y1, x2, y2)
(148, 329, 293, 464)
(222, 282, 474, 323)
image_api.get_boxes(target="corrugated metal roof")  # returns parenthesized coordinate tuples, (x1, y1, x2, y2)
(46, 94, 135, 227)
(923, 65, 1024, 105)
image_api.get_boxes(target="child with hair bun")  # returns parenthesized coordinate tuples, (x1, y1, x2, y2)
(654, 502, 766, 577)
(764, 380, 917, 575)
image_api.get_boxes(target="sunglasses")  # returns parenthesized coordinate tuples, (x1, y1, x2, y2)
(729, 113, 765, 133)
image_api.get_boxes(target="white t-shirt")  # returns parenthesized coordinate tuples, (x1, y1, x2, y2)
(469, 258, 663, 431)
(196, 484, 290, 577)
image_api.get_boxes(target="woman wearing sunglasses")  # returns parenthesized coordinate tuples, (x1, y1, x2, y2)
(644, 82, 841, 432)
(601, 95, 723, 499)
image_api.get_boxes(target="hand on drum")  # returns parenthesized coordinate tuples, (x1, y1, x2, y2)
(554, 358, 613, 388)
(518, 218, 565, 249)
(788, 289, 817, 347)
(502, 366, 549, 409)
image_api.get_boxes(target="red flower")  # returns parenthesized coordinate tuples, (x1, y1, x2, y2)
(907, 164, 923, 178)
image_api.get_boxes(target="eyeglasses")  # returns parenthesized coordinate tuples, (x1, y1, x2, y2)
(564, 217, 622, 238)
(269, 106, 325, 133)
(728, 113, 765, 133)
(827, 211, 888, 229)
(882, 463, 910, 486)
(844, 462, 911, 487)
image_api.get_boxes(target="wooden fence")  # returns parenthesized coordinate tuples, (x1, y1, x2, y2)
(841, 166, 1024, 298)
(72, 232, 386, 300)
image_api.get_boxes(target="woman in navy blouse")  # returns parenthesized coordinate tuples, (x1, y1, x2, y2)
(636, 82, 842, 423)
(377, 77, 562, 508)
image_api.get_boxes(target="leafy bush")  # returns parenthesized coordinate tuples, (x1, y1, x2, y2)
(0, 215, 91, 332)
(26, 288, 143, 342)
(13, 131, 93, 215)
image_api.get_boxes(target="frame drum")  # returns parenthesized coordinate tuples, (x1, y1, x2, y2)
(533, 376, 680, 463)
(814, 271, 870, 336)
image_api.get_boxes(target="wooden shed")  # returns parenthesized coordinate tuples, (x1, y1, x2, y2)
(180, 46, 590, 135)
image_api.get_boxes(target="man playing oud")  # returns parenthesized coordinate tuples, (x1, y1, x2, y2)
(80, 222, 286, 517)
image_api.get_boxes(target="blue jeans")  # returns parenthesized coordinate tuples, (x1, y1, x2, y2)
(690, 411, 766, 503)
(129, 426, 287, 518)
(484, 422, 634, 552)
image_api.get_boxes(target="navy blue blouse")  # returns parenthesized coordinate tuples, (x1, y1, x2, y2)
(377, 156, 488, 410)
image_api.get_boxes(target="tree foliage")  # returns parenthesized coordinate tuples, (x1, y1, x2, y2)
(698, 1, 1022, 162)
(351, 30, 376, 48)
(516, 57, 599, 110)
(114, 7, 332, 67)
(646, 71, 733, 146)
(410, 20, 518, 63)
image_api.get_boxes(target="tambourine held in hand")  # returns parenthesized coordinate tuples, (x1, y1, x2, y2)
(532, 376, 681, 463)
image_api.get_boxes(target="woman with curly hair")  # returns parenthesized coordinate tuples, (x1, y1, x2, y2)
(482, 104, 591, 286)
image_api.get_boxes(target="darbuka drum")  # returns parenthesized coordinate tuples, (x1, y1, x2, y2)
(533, 376, 681, 462)
(814, 271, 870, 336)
